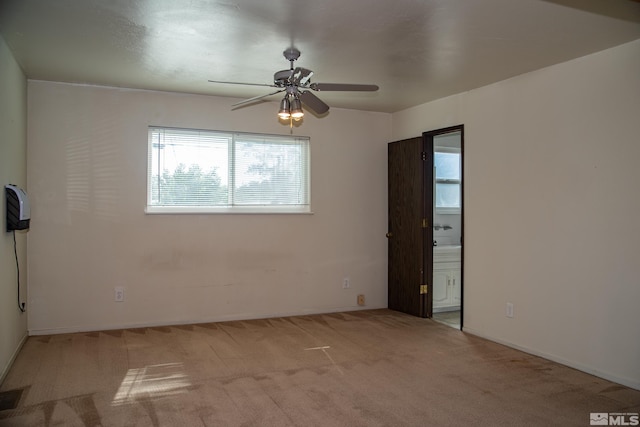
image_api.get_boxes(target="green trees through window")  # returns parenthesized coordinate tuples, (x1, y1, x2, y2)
(152, 163, 227, 206)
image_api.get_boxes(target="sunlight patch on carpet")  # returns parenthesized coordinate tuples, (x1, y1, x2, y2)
(305, 345, 344, 375)
(111, 362, 191, 406)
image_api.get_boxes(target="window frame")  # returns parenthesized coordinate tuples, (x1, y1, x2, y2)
(146, 126, 312, 215)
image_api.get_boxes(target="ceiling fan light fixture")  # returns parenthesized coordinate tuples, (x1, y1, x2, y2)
(277, 96, 291, 119)
(290, 96, 304, 120)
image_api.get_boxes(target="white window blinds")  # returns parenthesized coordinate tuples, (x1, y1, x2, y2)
(147, 127, 310, 213)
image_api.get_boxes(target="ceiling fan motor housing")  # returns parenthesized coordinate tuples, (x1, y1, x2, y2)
(274, 69, 293, 86)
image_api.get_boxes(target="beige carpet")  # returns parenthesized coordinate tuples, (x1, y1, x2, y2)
(1, 309, 638, 426)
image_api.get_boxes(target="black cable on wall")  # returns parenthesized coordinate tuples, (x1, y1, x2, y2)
(13, 230, 26, 312)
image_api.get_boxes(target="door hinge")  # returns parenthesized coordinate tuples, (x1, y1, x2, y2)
(421, 152, 426, 161)
(420, 285, 428, 295)
(422, 218, 428, 228)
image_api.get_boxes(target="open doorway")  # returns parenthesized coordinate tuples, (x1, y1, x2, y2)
(429, 127, 463, 329)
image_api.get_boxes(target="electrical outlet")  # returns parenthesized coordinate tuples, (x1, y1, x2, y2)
(115, 287, 125, 302)
(342, 277, 350, 289)
(506, 302, 513, 318)
(357, 294, 365, 306)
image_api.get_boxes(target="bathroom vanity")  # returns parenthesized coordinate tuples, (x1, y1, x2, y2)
(433, 246, 461, 312)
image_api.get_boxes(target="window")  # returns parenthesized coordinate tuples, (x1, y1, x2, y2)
(147, 127, 310, 214)
(434, 148, 461, 214)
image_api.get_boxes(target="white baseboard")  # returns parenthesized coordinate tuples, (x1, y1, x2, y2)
(27, 305, 385, 336)
(463, 327, 640, 391)
(1, 333, 28, 384)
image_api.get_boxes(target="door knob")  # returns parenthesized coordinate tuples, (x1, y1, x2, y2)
(386, 232, 393, 238)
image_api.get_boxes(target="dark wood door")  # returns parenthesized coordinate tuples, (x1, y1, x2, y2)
(387, 136, 433, 317)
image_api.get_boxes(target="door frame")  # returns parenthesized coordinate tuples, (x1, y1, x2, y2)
(424, 125, 464, 329)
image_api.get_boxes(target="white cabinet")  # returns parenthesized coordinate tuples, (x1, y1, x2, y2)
(433, 247, 461, 312)
(433, 269, 453, 308)
(451, 269, 461, 306)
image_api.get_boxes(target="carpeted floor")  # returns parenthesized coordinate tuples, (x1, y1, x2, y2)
(1, 309, 638, 426)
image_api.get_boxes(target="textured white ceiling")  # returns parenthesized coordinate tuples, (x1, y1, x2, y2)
(1, 0, 639, 113)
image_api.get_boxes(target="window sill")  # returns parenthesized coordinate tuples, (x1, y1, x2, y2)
(145, 206, 313, 215)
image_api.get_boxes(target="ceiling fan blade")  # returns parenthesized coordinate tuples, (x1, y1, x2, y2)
(232, 89, 284, 107)
(299, 91, 330, 115)
(208, 80, 277, 88)
(291, 67, 314, 86)
(309, 83, 379, 92)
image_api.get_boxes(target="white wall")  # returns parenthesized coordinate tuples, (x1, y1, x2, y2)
(393, 39, 640, 390)
(27, 82, 391, 334)
(0, 35, 28, 381)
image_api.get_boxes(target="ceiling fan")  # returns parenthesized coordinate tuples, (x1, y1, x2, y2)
(208, 47, 379, 120)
